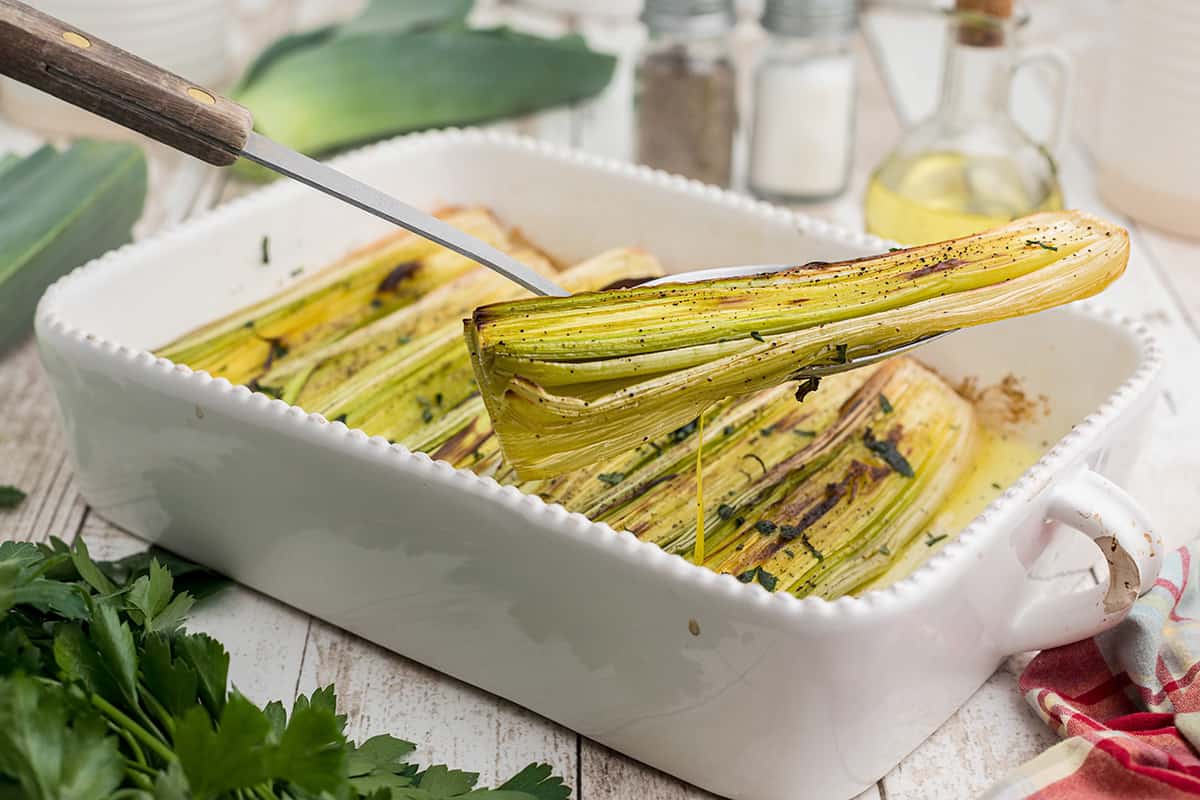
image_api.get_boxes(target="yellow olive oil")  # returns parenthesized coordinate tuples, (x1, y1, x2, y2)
(865, 152, 1063, 245)
(857, 424, 1043, 591)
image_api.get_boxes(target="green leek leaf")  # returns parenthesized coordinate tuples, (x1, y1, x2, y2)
(0, 141, 146, 352)
(233, 27, 615, 170)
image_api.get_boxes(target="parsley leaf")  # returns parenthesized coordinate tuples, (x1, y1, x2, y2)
(0, 537, 574, 797)
(597, 472, 625, 487)
(0, 486, 24, 509)
(498, 762, 572, 800)
(88, 600, 140, 709)
(0, 675, 123, 800)
(174, 694, 273, 798)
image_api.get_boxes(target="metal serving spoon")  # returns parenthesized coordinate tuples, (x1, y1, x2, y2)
(0, 0, 948, 378)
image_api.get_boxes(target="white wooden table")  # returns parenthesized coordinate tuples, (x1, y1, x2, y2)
(2, 2, 1198, 798)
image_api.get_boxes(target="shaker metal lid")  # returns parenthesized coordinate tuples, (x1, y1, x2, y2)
(641, 0, 737, 35)
(762, 0, 859, 36)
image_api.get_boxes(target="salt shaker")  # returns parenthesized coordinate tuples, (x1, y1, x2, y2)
(748, 0, 858, 202)
(635, 0, 738, 187)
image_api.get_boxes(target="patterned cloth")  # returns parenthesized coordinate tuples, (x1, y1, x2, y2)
(986, 546, 1200, 799)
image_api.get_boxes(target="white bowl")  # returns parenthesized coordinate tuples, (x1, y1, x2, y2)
(35, 131, 1164, 800)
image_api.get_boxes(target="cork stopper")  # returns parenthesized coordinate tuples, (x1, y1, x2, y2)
(955, 0, 1012, 46)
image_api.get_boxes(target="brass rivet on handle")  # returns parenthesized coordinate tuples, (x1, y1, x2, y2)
(62, 31, 91, 48)
(187, 87, 216, 105)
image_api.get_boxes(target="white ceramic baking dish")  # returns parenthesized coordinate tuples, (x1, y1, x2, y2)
(36, 130, 1165, 800)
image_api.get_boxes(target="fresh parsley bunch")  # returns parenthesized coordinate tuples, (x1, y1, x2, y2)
(0, 537, 570, 800)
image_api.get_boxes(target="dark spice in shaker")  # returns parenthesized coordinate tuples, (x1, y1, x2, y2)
(636, 46, 737, 187)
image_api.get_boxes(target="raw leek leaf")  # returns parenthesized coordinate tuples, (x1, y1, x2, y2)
(0, 141, 146, 351)
(334, 0, 473, 40)
(233, 0, 473, 94)
(233, 27, 615, 162)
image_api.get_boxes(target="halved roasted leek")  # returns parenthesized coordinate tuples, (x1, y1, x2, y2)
(316, 248, 666, 446)
(158, 207, 513, 386)
(465, 211, 1128, 478)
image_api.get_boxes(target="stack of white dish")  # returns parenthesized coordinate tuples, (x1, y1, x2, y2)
(1094, 0, 1200, 239)
(1, 0, 229, 138)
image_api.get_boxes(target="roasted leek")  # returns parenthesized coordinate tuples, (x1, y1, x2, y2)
(465, 211, 1128, 478)
(159, 209, 1059, 599)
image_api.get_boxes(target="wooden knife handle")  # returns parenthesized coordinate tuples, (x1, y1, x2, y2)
(0, 0, 252, 166)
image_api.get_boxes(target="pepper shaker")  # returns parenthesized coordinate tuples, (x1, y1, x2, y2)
(635, 0, 738, 187)
(748, 0, 859, 202)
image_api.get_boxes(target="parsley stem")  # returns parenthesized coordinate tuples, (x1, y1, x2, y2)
(91, 695, 175, 764)
(125, 769, 155, 791)
(110, 722, 147, 766)
(138, 681, 176, 738)
(122, 757, 155, 776)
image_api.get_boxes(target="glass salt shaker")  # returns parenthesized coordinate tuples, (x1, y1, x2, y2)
(748, 0, 858, 202)
(635, 0, 738, 187)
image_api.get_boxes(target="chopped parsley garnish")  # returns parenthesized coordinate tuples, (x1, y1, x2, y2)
(717, 503, 735, 520)
(991, 481, 1003, 490)
(863, 428, 915, 478)
(289, 266, 305, 278)
(723, 425, 736, 437)
(926, 532, 949, 547)
(0, 485, 26, 509)
(794, 429, 817, 438)
(597, 472, 626, 486)
(750, 331, 765, 342)
(879, 394, 893, 414)
(759, 424, 776, 437)
(888, 247, 902, 252)
(754, 520, 777, 535)
(670, 418, 699, 442)
(1025, 239, 1058, 251)
(795, 376, 821, 402)
(260, 235, 270, 264)
(835, 343, 849, 364)
(737, 566, 779, 592)
(878, 544, 891, 556)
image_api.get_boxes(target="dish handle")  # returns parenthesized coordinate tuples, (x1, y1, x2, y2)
(1001, 468, 1164, 653)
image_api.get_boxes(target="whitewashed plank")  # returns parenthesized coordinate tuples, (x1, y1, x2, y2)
(1054, 149, 1200, 551)
(580, 741, 718, 800)
(882, 656, 1057, 799)
(0, 340, 86, 543)
(295, 619, 578, 789)
(580, 740, 883, 800)
(76, 512, 313, 709)
(1137, 229, 1200, 326)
